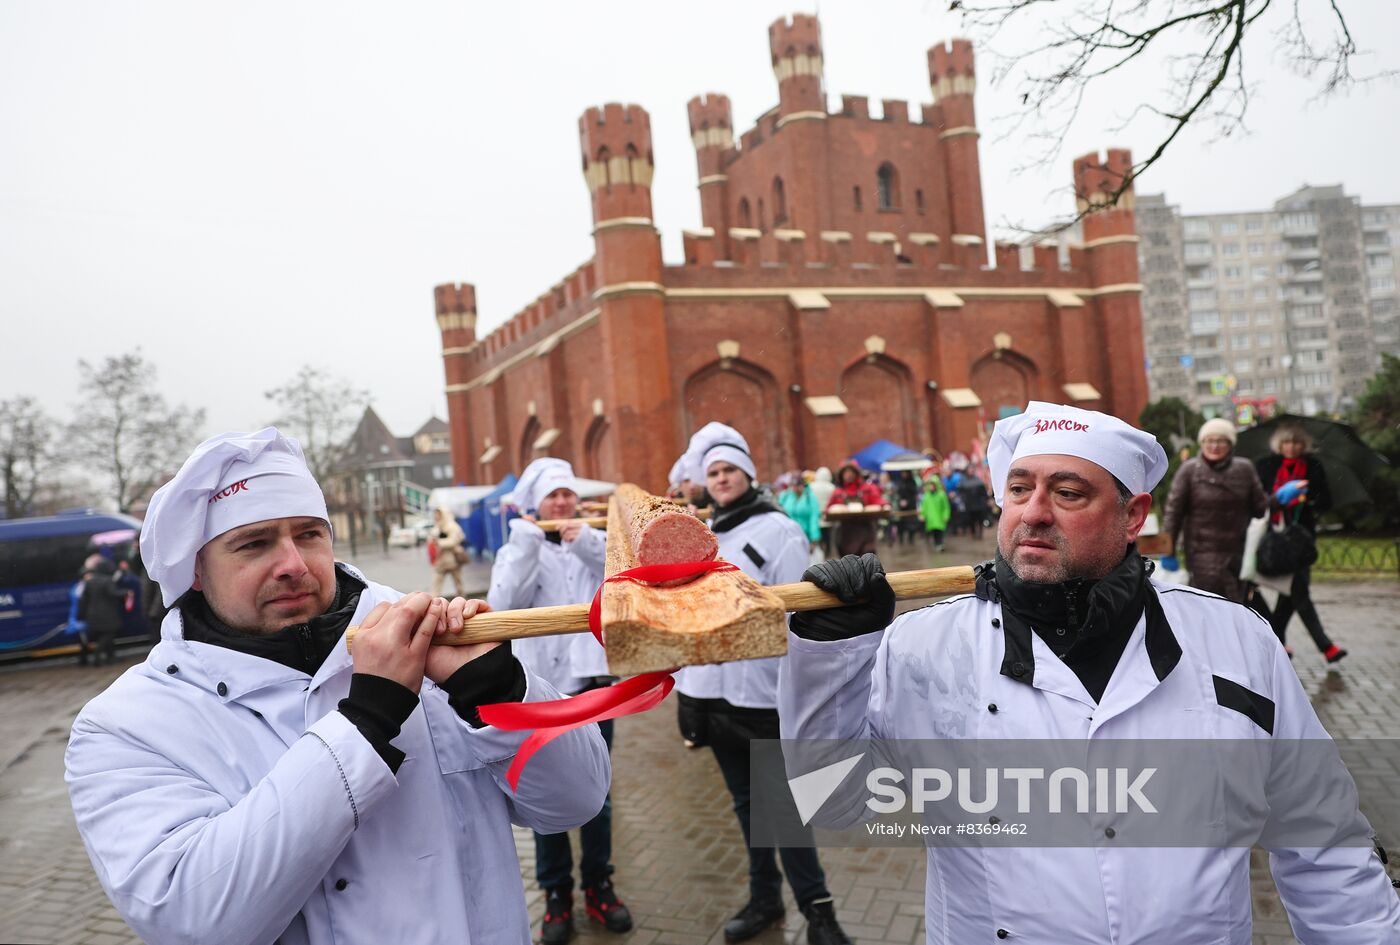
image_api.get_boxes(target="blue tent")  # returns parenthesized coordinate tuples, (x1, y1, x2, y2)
(851, 439, 910, 472)
(463, 474, 517, 558)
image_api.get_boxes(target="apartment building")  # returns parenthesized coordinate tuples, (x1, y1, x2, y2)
(1137, 185, 1400, 418)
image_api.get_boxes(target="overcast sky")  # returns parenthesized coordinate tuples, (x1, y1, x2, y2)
(3, 1, 1397, 443)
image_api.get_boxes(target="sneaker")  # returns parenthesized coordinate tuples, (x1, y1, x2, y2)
(584, 878, 633, 934)
(1325, 644, 1348, 664)
(724, 898, 785, 942)
(541, 887, 574, 945)
(801, 898, 853, 945)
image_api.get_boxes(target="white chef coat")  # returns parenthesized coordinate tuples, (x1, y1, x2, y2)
(779, 578, 1400, 944)
(487, 518, 609, 692)
(675, 506, 809, 708)
(66, 564, 611, 945)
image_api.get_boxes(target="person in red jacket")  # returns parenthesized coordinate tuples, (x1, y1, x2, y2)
(825, 464, 887, 556)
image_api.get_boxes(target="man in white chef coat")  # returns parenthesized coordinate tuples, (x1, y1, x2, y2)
(489, 456, 631, 943)
(65, 428, 610, 945)
(778, 402, 1400, 943)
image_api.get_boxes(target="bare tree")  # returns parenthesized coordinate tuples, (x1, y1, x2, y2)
(68, 351, 207, 513)
(264, 366, 368, 486)
(0, 396, 55, 519)
(954, 0, 1390, 222)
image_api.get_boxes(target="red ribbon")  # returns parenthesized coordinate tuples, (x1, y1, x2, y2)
(477, 560, 738, 789)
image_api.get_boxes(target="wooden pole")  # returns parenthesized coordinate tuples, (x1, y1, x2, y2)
(345, 565, 975, 650)
(535, 507, 710, 532)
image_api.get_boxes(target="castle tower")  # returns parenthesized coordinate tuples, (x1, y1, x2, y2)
(769, 14, 824, 120)
(688, 93, 734, 260)
(435, 282, 477, 483)
(765, 14, 833, 241)
(1074, 148, 1149, 422)
(579, 103, 676, 489)
(928, 39, 987, 262)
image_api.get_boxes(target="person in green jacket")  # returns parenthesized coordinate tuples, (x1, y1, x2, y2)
(919, 474, 952, 551)
(779, 476, 823, 556)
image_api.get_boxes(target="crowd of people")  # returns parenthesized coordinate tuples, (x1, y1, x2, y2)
(59, 404, 1393, 945)
(742, 457, 999, 562)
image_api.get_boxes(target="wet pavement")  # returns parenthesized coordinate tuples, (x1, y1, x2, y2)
(1, 529, 1396, 944)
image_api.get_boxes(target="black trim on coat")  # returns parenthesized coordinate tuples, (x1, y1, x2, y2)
(1212, 675, 1276, 735)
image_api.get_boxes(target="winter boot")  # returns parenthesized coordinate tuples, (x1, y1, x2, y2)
(723, 897, 785, 942)
(584, 878, 633, 933)
(541, 887, 574, 945)
(801, 898, 853, 945)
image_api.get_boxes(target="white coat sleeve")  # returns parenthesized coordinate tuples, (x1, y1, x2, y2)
(566, 524, 607, 581)
(487, 519, 546, 611)
(427, 667, 612, 835)
(765, 518, 810, 587)
(1262, 641, 1400, 942)
(66, 707, 397, 945)
(777, 613, 896, 829)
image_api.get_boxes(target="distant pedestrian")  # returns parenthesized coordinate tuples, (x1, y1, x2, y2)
(1255, 424, 1345, 663)
(918, 475, 951, 551)
(78, 557, 128, 666)
(429, 506, 467, 596)
(1160, 418, 1268, 604)
(779, 476, 822, 556)
(809, 467, 836, 558)
(826, 464, 885, 557)
(945, 470, 967, 535)
(956, 474, 990, 540)
(893, 473, 921, 545)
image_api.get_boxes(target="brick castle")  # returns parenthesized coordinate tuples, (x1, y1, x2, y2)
(435, 13, 1147, 491)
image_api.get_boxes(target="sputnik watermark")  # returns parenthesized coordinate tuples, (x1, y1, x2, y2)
(790, 756, 1156, 825)
(866, 766, 1156, 816)
(751, 738, 1379, 848)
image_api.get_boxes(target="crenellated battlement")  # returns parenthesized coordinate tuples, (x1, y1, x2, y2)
(768, 14, 822, 67)
(675, 228, 1083, 279)
(927, 38, 976, 100)
(1073, 148, 1135, 211)
(688, 93, 733, 149)
(579, 104, 654, 193)
(434, 282, 476, 317)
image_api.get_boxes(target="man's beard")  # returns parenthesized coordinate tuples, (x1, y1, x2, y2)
(1003, 524, 1073, 584)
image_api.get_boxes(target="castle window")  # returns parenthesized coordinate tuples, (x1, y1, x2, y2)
(877, 163, 900, 210)
(915, 189, 925, 214)
(621, 144, 638, 187)
(853, 186, 862, 211)
(772, 177, 787, 226)
(738, 198, 752, 228)
(596, 146, 611, 190)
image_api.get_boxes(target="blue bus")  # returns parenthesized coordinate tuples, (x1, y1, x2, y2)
(0, 510, 151, 661)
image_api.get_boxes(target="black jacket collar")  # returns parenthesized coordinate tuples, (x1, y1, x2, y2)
(180, 566, 366, 676)
(710, 486, 785, 533)
(975, 547, 1181, 697)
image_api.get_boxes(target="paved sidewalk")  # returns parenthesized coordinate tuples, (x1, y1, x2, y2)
(1, 531, 1396, 944)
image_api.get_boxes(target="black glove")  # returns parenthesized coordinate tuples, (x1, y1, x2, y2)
(790, 553, 896, 641)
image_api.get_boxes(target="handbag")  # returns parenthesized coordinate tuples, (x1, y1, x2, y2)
(1255, 509, 1318, 578)
(1238, 515, 1268, 582)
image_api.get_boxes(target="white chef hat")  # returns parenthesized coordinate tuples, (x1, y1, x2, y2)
(987, 402, 1168, 506)
(141, 428, 330, 606)
(687, 421, 757, 481)
(668, 455, 688, 491)
(510, 457, 578, 513)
